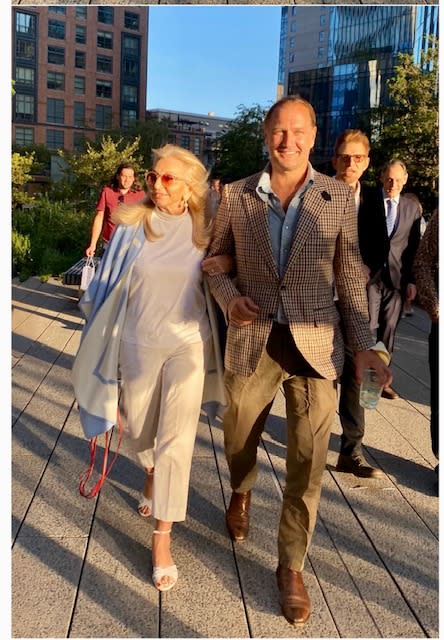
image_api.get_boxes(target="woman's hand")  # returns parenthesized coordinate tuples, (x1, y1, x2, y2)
(202, 255, 235, 276)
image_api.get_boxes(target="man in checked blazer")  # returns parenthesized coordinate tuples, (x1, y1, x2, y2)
(358, 159, 422, 398)
(206, 96, 391, 625)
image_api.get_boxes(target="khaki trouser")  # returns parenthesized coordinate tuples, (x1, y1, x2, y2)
(223, 323, 337, 571)
(119, 338, 209, 522)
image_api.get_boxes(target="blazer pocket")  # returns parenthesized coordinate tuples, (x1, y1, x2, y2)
(313, 305, 339, 327)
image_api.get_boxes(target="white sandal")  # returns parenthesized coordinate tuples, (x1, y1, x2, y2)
(152, 529, 178, 592)
(137, 470, 154, 517)
(137, 494, 152, 518)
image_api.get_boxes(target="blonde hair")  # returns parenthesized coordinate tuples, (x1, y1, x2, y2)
(334, 129, 370, 156)
(112, 144, 210, 250)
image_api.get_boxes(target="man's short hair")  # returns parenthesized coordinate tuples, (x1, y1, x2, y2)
(381, 158, 408, 175)
(334, 129, 370, 156)
(264, 95, 317, 131)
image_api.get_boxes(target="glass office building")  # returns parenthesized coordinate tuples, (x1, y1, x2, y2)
(279, 6, 438, 165)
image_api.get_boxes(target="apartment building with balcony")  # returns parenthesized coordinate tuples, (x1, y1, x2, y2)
(12, 5, 148, 154)
(147, 108, 232, 169)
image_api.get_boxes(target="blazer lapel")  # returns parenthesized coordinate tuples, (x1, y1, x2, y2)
(284, 182, 328, 272)
(242, 177, 279, 278)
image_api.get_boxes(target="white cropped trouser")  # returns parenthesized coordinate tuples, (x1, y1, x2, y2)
(119, 338, 210, 522)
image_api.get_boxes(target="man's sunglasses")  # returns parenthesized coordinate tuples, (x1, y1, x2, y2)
(145, 170, 186, 188)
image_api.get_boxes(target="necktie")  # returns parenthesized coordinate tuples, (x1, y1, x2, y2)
(386, 199, 397, 236)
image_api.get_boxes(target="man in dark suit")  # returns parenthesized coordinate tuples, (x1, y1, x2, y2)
(206, 97, 391, 625)
(331, 130, 385, 478)
(358, 159, 422, 398)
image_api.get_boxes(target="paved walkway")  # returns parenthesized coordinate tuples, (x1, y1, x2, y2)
(11, 276, 438, 638)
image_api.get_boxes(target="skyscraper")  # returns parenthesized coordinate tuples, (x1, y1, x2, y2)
(12, 6, 148, 153)
(278, 6, 438, 165)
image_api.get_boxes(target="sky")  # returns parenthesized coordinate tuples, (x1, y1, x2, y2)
(146, 6, 282, 120)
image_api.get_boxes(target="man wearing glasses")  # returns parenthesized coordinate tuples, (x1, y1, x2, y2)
(332, 130, 384, 478)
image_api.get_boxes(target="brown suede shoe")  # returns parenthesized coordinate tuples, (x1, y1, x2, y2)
(276, 565, 312, 625)
(226, 491, 251, 542)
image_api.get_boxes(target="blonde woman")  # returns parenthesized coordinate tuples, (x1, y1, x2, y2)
(73, 144, 223, 592)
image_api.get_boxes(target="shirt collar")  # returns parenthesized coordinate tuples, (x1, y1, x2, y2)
(256, 162, 314, 202)
(383, 190, 400, 205)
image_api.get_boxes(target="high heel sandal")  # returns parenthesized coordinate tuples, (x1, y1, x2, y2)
(152, 529, 178, 592)
(138, 470, 154, 518)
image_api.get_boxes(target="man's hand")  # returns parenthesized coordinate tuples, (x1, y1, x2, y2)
(405, 283, 417, 304)
(227, 296, 259, 327)
(355, 350, 393, 387)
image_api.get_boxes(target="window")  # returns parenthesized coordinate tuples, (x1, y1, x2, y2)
(181, 135, 190, 150)
(123, 59, 139, 78)
(122, 85, 137, 105)
(97, 55, 112, 73)
(48, 46, 64, 65)
(74, 76, 85, 94)
(96, 105, 112, 129)
(97, 31, 113, 49)
(318, 47, 325, 57)
(289, 53, 295, 63)
(74, 102, 85, 127)
(122, 34, 139, 56)
(16, 39, 35, 61)
(320, 14, 327, 26)
(319, 31, 325, 42)
(49, 6, 65, 14)
(96, 80, 112, 99)
(121, 109, 137, 127)
(16, 12, 36, 35)
(75, 25, 86, 45)
(16, 66, 35, 87)
(15, 127, 34, 146)
(125, 12, 139, 30)
(289, 37, 295, 48)
(46, 129, 64, 150)
(48, 20, 65, 40)
(75, 51, 86, 69)
(290, 21, 297, 32)
(98, 7, 114, 24)
(47, 98, 64, 124)
(291, 6, 297, 15)
(73, 132, 86, 151)
(47, 71, 65, 90)
(76, 7, 87, 19)
(193, 138, 201, 155)
(15, 94, 34, 121)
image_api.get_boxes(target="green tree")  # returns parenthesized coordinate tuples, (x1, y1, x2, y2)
(58, 135, 144, 203)
(370, 42, 438, 214)
(107, 117, 171, 167)
(212, 104, 269, 183)
(12, 151, 35, 208)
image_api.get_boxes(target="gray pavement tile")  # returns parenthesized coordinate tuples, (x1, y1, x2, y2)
(12, 534, 88, 638)
(316, 474, 429, 638)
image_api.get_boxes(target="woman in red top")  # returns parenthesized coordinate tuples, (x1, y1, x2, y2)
(85, 163, 146, 257)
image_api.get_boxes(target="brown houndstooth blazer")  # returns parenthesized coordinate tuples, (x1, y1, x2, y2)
(207, 168, 375, 380)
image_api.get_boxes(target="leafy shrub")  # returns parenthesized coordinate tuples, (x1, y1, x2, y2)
(12, 197, 92, 278)
(12, 229, 31, 278)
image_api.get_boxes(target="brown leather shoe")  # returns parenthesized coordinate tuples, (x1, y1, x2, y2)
(336, 454, 384, 478)
(276, 565, 312, 625)
(381, 386, 399, 400)
(226, 491, 251, 542)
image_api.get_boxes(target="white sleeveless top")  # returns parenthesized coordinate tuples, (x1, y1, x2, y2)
(121, 208, 210, 348)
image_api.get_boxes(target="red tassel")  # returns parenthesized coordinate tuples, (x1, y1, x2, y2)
(79, 408, 124, 499)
